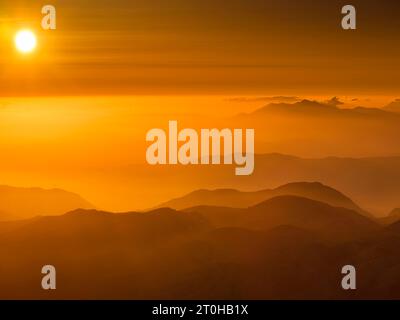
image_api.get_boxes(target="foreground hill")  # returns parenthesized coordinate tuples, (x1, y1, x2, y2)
(0, 207, 208, 243)
(158, 182, 368, 216)
(250, 99, 400, 119)
(0, 197, 389, 299)
(0, 185, 93, 221)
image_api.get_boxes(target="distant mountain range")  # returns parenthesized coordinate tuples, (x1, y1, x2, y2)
(249, 99, 400, 119)
(231, 99, 400, 159)
(0, 185, 93, 221)
(77, 98, 400, 213)
(1, 193, 400, 299)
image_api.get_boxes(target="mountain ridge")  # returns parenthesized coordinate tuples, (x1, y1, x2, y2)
(157, 181, 370, 217)
(0, 185, 94, 221)
(185, 195, 379, 243)
(249, 99, 400, 119)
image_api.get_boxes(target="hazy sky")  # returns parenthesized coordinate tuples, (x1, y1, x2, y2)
(1, 0, 400, 96)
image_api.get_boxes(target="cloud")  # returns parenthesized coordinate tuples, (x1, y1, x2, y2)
(228, 96, 300, 103)
(324, 97, 344, 107)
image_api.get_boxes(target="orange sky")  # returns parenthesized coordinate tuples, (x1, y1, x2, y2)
(1, 1, 400, 211)
(1, 0, 400, 96)
(0, 94, 397, 170)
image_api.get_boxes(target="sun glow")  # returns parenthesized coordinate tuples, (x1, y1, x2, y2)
(15, 30, 37, 54)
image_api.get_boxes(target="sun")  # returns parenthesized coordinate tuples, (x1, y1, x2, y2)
(15, 30, 37, 54)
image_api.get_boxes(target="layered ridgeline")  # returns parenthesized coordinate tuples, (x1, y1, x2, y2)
(0, 181, 398, 299)
(0, 185, 93, 221)
(234, 98, 400, 158)
(247, 98, 400, 118)
(157, 182, 370, 217)
(134, 153, 400, 216)
(80, 97, 400, 213)
(0, 193, 384, 299)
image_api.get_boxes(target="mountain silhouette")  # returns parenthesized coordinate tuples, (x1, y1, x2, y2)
(1, 207, 209, 243)
(0, 207, 211, 299)
(0, 198, 392, 299)
(231, 99, 400, 159)
(250, 99, 399, 119)
(0, 185, 94, 221)
(252, 99, 340, 116)
(185, 195, 378, 243)
(157, 182, 369, 216)
(121, 154, 400, 216)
